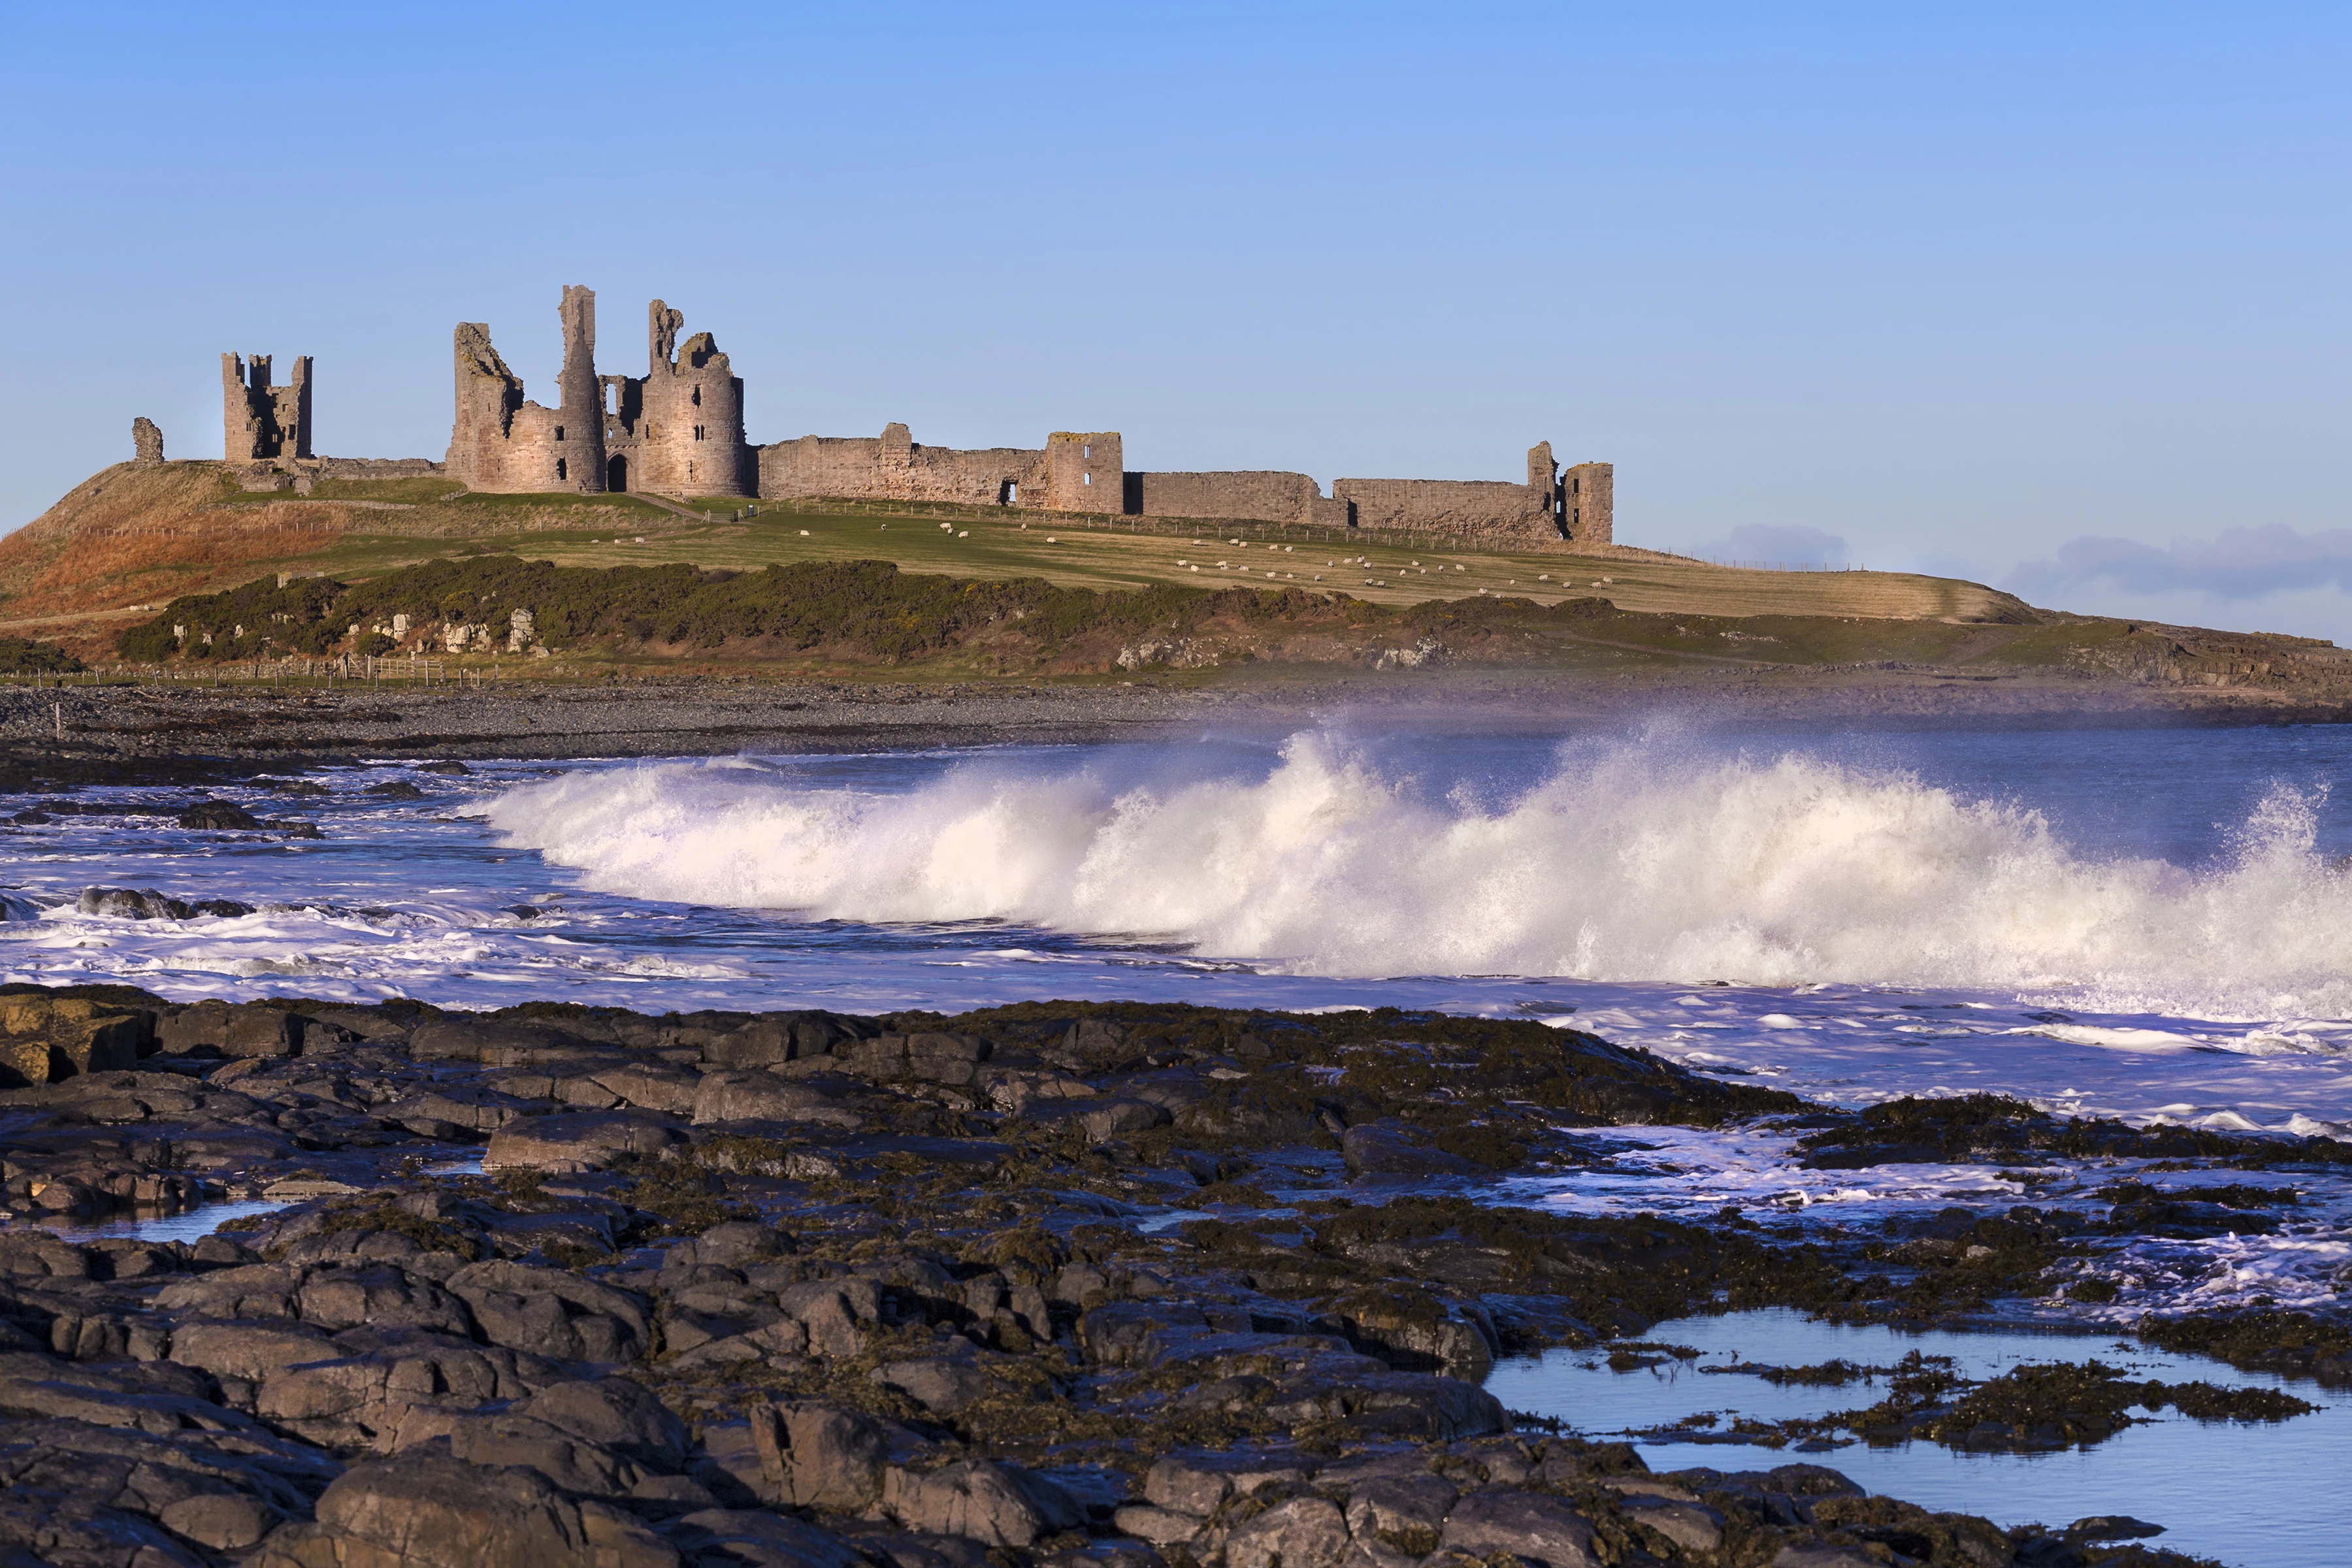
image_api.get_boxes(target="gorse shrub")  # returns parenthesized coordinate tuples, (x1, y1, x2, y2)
(0, 637, 84, 674)
(113, 553, 1612, 668)
(120, 556, 1237, 663)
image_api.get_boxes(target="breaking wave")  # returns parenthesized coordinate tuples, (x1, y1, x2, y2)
(485, 734, 2352, 1013)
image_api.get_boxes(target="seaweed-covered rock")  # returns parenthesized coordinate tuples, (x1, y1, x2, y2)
(1341, 1120, 1483, 1178)
(443, 1260, 650, 1362)
(391, 1377, 693, 1500)
(483, 1109, 687, 1172)
(178, 801, 261, 831)
(256, 1331, 562, 1449)
(883, 1459, 1085, 1548)
(693, 1070, 868, 1128)
(257, 1449, 678, 1567)
(1440, 1487, 1600, 1568)
(751, 1400, 890, 1511)
(1226, 1495, 1350, 1568)
(668, 1508, 868, 1568)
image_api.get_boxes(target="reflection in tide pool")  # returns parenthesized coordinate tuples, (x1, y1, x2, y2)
(1487, 1309, 2345, 1568)
(38, 1199, 287, 1247)
(31, 1155, 487, 1245)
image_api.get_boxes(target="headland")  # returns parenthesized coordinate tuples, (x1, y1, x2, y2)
(5, 282, 2340, 729)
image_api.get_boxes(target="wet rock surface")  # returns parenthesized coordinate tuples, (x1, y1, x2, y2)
(0, 986, 2278, 1564)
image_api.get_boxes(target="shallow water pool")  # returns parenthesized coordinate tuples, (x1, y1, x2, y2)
(1486, 1309, 2344, 1568)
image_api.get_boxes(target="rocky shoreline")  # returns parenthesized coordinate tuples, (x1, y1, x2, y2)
(0, 984, 2330, 1565)
(3, 670, 2347, 789)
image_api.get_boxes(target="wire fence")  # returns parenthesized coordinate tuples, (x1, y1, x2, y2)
(5, 656, 495, 691)
(765, 497, 1878, 572)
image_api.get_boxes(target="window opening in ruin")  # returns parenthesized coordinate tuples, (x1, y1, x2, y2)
(555, 459, 567, 482)
(608, 455, 629, 492)
(998, 481, 1018, 505)
(555, 426, 564, 442)
(1083, 473, 1091, 486)
(692, 385, 701, 406)
(1082, 444, 1090, 459)
(694, 425, 706, 441)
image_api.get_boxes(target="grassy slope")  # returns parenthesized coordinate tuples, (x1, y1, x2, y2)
(2, 463, 2023, 621)
(9, 464, 2340, 700)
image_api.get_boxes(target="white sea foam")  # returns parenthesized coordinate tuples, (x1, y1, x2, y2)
(487, 732, 2352, 1017)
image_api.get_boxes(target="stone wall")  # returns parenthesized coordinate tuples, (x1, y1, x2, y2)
(132, 418, 163, 465)
(758, 425, 1051, 507)
(231, 455, 449, 492)
(1124, 470, 1350, 527)
(221, 353, 311, 462)
(1331, 477, 1561, 547)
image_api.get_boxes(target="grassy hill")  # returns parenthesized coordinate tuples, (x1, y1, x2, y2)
(0, 461, 2034, 661)
(12, 460, 2349, 707)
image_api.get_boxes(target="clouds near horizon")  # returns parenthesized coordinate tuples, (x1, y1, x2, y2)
(2002, 525, 2352, 606)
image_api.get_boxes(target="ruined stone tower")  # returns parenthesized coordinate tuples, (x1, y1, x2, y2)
(1564, 461, 1612, 546)
(1528, 442, 1563, 534)
(449, 287, 759, 496)
(221, 352, 311, 462)
(446, 285, 608, 493)
(551, 285, 606, 493)
(600, 299, 751, 497)
(1043, 432, 1122, 512)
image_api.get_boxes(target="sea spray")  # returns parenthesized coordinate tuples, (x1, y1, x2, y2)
(485, 732, 2352, 1014)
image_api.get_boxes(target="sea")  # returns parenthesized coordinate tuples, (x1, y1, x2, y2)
(6, 711, 2351, 1564)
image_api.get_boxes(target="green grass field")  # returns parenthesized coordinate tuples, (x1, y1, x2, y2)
(16, 467, 2154, 679)
(213, 480, 2029, 626)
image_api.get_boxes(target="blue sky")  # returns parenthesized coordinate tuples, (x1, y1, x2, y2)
(3, 3, 2345, 636)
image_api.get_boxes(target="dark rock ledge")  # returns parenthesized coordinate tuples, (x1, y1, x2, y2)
(0, 984, 2289, 1566)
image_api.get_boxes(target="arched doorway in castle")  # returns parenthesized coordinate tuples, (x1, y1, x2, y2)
(608, 455, 629, 492)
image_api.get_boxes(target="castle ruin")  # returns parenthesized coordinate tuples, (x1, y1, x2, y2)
(221, 353, 310, 462)
(448, 288, 755, 498)
(227, 284, 1615, 547)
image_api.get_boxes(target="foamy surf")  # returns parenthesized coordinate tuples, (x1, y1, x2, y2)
(487, 731, 2352, 1017)
(10, 736, 2352, 1136)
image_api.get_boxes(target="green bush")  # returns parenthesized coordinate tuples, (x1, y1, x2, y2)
(111, 554, 1630, 670)
(0, 637, 84, 674)
(118, 555, 1263, 664)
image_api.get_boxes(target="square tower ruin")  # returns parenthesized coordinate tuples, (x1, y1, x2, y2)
(221, 353, 311, 461)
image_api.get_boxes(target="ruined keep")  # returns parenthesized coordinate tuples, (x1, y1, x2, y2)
(447, 285, 618, 494)
(131, 417, 163, 465)
(448, 288, 752, 497)
(221, 352, 310, 462)
(217, 282, 1616, 547)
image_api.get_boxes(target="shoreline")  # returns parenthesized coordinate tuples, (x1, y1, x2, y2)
(0, 983, 2315, 1565)
(4, 670, 2349, 786)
